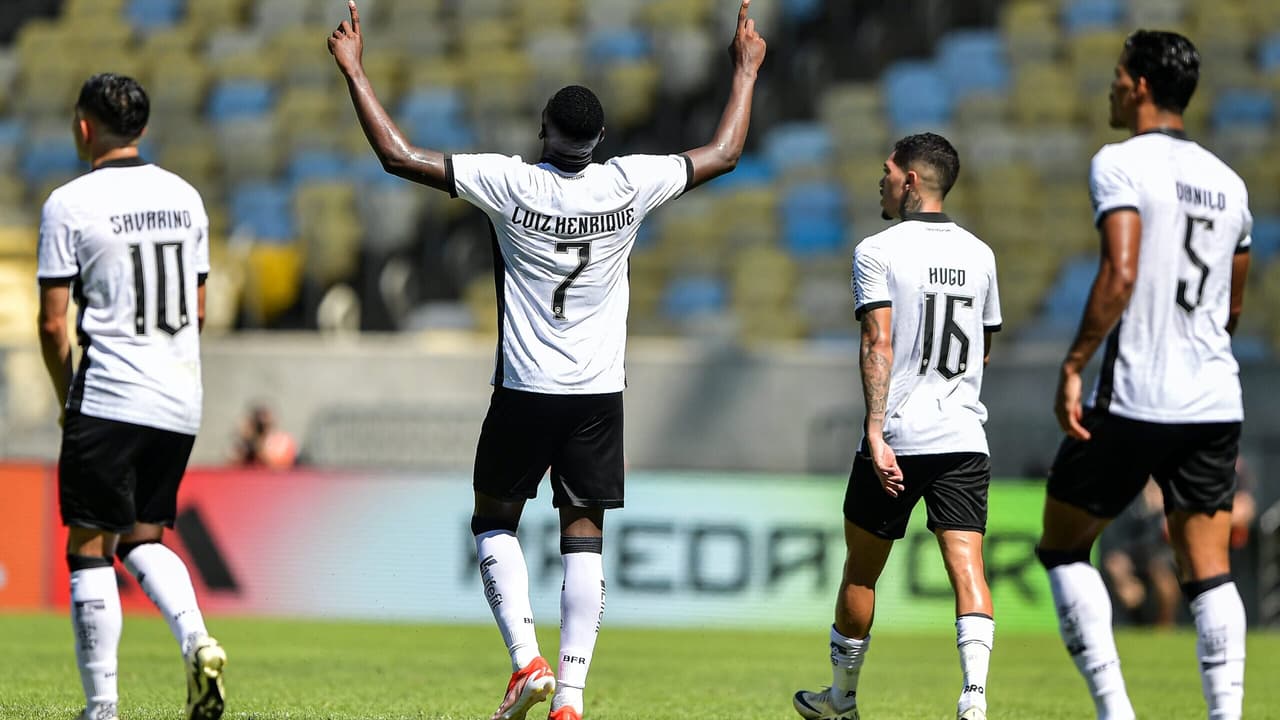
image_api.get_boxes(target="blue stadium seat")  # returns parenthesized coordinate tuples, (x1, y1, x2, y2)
(781, 182, 845, 256)
(662, 275, 727, 320)
(21, 136, 83, 184)
(126, 0, 184, 30)
(230, 182, 295, 241)
(1260, 34, 1280, 73)
(350, 154, 409, 188)
(707, 153, 773, 191)
(881, 61, 952, 129)
(1232, 334, 1273, 361)
(937, 30, 1010, 99)
(288, 150, 349, 185)
(1061, 0, 1123, 34)
(1020, 256, 1095, 341)
(0, 120, 25, 153)
(399, 88, 475, 149)
(763, 123, 834, 172)
(206, 80, 275, 122)
(1212, 90, 1275, 130)
(587, 29, 651, 65)
(1250, 215, 1280, 263)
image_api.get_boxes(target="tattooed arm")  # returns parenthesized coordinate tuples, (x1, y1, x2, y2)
(860, 306, 903, 496)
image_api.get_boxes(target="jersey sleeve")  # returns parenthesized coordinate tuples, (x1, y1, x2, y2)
(36, 194, 78, 281)
(447, 153, 520, 214)
(851, 241, 891, 321)
(614, 154, 693, 212)
(1237, 190, 1253, 254)
(1089, 146, 1140, 227)
(195, 212, 211, 282)
(984, 255, 1003, 332)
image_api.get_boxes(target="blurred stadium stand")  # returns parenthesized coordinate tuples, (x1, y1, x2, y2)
(0, 0, 1272, 355)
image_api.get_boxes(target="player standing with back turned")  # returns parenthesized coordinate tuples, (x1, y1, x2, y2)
(1036, 31, 1252, 720)
(793, 133, 1002, 720)
(327, 2, 766, 718)
(37, 73, 226, 720)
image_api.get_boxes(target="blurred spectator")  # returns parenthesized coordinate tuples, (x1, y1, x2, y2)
(232, 404, 298, 469)
(1231, 456, 1257, 551)
(1099, 480, 1179, 628)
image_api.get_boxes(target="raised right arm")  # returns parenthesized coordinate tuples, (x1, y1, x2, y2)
(329, 1, 451, 192)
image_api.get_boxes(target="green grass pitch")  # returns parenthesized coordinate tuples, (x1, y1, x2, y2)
(2, 613, 1278, 719)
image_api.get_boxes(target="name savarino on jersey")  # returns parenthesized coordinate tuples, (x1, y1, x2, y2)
(510, 206, 637, 237)
(109, 209, 195, 234)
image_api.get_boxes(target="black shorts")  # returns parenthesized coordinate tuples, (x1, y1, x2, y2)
(1047, 409, 1240, 518)
(473, 387, 624, 509)
(844, 451, 990, 540)
(58, 411, 196, 533)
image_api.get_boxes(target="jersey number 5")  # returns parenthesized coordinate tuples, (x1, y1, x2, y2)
(919, 293, 972, 380)
(1176, 214, 1214, 312)
(129, 241, 191, 336)
(552, 241, 590, 320)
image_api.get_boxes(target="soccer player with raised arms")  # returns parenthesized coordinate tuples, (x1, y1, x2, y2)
(1037, 31, 1251, 720)
(36, 73, 226, 720)
(328, 2, 765, 718)
(793, 133, 1002, 720)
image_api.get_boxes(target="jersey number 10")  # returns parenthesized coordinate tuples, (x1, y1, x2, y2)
(919, 293, 972, 380)
(129, 241, 191, 336)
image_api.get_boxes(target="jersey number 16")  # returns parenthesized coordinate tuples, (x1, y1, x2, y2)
(919, 293, 973, 380)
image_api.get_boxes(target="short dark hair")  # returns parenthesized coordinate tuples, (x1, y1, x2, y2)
(76, 73, 150, 140)
(545, 85, 604, 142)
(1121, 30, 1199, 113)
(892, 132, 960, 197)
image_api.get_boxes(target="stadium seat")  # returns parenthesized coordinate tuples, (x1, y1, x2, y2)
(514, 0, 576, 29)
(705, 154, 773, 192)
(1001, 1, 1060, 64)
(206, 79, 274, 122)
(763, 123, 834, 174)
(1261, 34, 1280, 74)
(583, 0, 640, 31)
(587, 28, 651, 67)
(1012, 64, 1081, 126)
(288, 150, 349, 186)
(20, 134, 82, 185)
(881, 61, 952, 130)
(251, 0, 309, 36)
(600, 61, 659, 129)
(662, 274, 727, 321)
(242, 242, 303, 324)
(1250, 216, 1280, 263)
(186, 0, 248, 28)
(126, 0, 184, 31)
(230, 182, 295, 241)
(1061, 0, 1123, 35)
(936, 30, 1010, 101)
(1211, 89, 1275, 130)
(1127, 0, 1188, 26)
(653, 26, 714, 95)
(0, 120, 25, 173)
(781, 182, 846, 257)
(399, 87, 475, 149)
(0, 258, 38, 342)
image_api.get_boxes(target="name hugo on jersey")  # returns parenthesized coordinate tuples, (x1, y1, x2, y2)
(109, 209, 194, 234)
(510, 206, 636, 237)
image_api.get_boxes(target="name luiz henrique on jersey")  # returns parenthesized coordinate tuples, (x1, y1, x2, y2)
(448, 152, 692, 396)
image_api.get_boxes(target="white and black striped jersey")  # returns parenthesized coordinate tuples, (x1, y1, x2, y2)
(37, 158, 209, 435)
(448, 153, 691, 394)
(852, 213, 1002, 456)
(1087, 130, 1250, 423)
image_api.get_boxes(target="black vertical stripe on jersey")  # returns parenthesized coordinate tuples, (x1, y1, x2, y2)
(1095, 322, 1122, 412)
(130, 244, 145, 334)
(489, 222, 505, 388)
(679, 154, 694, 195)
(68, 346, 90, 413)
(445, 157, 458, 198)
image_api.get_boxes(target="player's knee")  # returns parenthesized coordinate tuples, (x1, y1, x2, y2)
(560, 536, 603, 554)
(115, 539, 161, 563)
(1035, 546, 1091, 569)
(471, 515, 519, 535)
(66, 554, 113, 571)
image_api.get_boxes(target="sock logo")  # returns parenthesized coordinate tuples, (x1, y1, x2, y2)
(845, 690, 857, 698)
(479, 555, 503, 610)
(1201, 626, 1229, 659)
(73, 599, 106, 651)
(562, 655, 588, 665)
(963, 685, 985, 694)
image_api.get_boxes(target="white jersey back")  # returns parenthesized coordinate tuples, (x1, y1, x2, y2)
(449, 153, 690, 394)
(1087, 131, 1250, 423)
(37, 159, 209, 435)
(852, 214, 1002, 456)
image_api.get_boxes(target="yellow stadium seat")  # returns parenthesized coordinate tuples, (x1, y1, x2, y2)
(820, 83, 882, 126)
(140, 25, 201, 57)
(403, 61, 464, 92)
(186, 0, 249, 29)
(0, 258, 38, 343)
(358, 50, 406, 105)
(463, 274, 499, 335)
(464, 52, 534, 116)
(640, 0, 714, 28)
(1067, 30, 1129, 103)
(1001, 1, 1060, 64)
(731, 245, 796, 308)
(272, 26, 339, 89)
(242, 243, 303, 325)
(62, 0, 125, 24)
(0, 226, 35, 258)
(294, 182, 357, 240)
(275, 87, 341, 137)
(514, 0, 578, 28)
(1012, 64, 1080, 126)
(213, 51, 281, 83)
(15, 53, 83, 118)
(146, 55, 209, 116)
(458, 20, 519, 58)
(600, 62, 660, 129)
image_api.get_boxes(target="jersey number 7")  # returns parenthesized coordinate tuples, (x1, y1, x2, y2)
(552, 241, 590, 320)
(128, 241, 192, 336)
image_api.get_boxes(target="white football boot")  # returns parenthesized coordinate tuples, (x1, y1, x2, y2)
(958, 707, 987, 720)
(75, 704, 118, 720)
(185, 635, 227, 720)
(793, 687, 860, 720)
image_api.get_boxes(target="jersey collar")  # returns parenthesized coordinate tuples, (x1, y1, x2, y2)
(1137, 127, 1189, 140)
(93, 156, 149, 171)
(901, 211, 952, 223)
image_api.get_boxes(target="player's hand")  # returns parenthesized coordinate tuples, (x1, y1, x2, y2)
(328, 0, 364, 75)
(1055, 366, 1091, 440)
(729, 0, 767, 78)
(868, 437, 905, 497)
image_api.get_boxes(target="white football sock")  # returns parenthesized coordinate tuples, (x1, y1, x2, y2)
(553, 544, 605, 713)
(122, 543, 209, 655)
(956, 614, 994, 714)
(1189, 580, 1246, 720)
(69, 562, 121, 719)
(475, 530, 540, 671)
(830, 626, 869, 711)
(1047, 562, 1135, 720)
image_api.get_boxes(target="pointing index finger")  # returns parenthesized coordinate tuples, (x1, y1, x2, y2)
(348, 0, 361, 32)
(738, 0, 751, 28)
